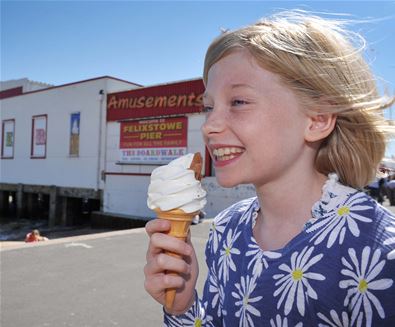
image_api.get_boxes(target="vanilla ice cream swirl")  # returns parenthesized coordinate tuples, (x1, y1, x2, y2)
(147, 153, 207, 213)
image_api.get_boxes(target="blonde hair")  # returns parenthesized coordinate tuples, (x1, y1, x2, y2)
(203, 11, 395, 188)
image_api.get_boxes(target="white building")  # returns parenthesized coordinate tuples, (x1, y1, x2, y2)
(0, 77, 140, 225)
(0, 76, 255, 226)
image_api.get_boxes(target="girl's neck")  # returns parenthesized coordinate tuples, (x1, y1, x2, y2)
(255, 170, 327, 228)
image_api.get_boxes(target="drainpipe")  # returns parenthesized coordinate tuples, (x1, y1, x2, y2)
(97, 89, 105, 191)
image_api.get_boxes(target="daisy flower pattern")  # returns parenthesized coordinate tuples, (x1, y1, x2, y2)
(307, 192, 372, 248)
(269, 314, 303, 327)
(207, 265, 226, 318)
(163, 176, 395, 326)
(384, 219, 395, 260)
(218, 228, 241, 284)
(339, 246, 394, 326)
(209, 209, 229, 254)
(165, 297, 214, 327)
(273, 246, 325, 316)
(246, 238, 281, 278)
(317, 310, 363, 327)
(231, 275, 262, 327)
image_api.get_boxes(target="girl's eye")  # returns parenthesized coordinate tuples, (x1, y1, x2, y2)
(202, 106, 213, 113)
(231, 99, 248, 106)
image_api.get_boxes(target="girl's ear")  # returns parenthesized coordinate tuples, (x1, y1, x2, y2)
(304, 113, 337, 143)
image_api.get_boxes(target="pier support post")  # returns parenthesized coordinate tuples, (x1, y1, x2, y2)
(60, 197, 73, 226)
(27, 193, 35, 218)
(16, 184, 26, 219)
(49, 185, 58, 227)
(0, 191, 8, 215)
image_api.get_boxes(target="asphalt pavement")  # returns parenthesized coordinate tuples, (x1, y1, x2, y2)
(2, 201, 394, 327)
(0, 220, 211, 327)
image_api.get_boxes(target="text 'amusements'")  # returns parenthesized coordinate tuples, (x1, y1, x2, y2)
(107, 92, 203, 110)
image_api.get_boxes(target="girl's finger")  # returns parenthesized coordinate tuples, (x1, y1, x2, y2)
(146, 232, 192, 261)
(144, 252, 191, 276)
(144, 272, 185, 297)
(145, 218, 171, 237)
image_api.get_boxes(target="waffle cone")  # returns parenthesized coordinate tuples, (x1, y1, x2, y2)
(154, 208, 199, 310)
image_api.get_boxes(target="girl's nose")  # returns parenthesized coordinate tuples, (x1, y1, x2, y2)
(201, 107, 226, 137)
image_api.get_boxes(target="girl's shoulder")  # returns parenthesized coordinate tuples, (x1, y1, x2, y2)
(310, 177, 395, 256)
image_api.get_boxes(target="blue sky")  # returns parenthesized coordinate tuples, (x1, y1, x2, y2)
(1, 1, 394, 87)
(1, 1, 395, 153)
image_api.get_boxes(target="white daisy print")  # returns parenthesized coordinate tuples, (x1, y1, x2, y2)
(202, 301, 215, 327)
(238, 200, 258, 225)
(164, 297, 214, 327)
(208, 265, 226, 318)
(209, 209, 230, 254)
(307, 192, 372, 248)
(384, 219, 395, 260)
(269, 314, 303, 327)
(317, 310, 363, 327)
(218, 228, 241, 283)
(231, 275, 262, 327)
(339, 246, 393, 326)
(178, 299, 214, 327)
(273, 246, 325, 316)
(165, 316, 184, 327)
(246, 238, 281, 278)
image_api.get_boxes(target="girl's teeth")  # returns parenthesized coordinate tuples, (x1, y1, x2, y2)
(213, 147, 244, 161)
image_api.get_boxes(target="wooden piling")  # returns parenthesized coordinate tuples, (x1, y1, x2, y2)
(0, 190, 8, 215)
(48, 185, 58, 227)
(16, 183, 27, 218)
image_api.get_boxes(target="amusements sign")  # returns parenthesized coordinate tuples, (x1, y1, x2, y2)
(1, 119, 15, 158)
(107, 79, 204, 121)
(31, 115, 47, 158)
(119, 117, 187, 164)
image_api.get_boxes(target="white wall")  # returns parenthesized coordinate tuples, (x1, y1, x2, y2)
(103, 175, 152, 217)
(0, 77, 137, 189)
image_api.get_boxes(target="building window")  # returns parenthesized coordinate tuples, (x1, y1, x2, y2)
(1, 119, 15, 159)
(69, 112, 80, 157)
(31, 115, 47, 159)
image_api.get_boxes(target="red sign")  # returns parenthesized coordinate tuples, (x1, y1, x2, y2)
(107, 79, 204, 121)
(120, 117, 187, 149)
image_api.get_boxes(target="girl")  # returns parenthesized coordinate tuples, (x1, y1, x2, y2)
(144, 11, 395, 326)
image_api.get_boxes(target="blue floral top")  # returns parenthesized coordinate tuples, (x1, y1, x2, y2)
(164, 174, 395, 326)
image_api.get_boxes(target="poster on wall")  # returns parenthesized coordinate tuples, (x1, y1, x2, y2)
(2, 119, 15, 158)
(31, 115, 47, 158)
(119, 116, 188, 164)
(69, 112, 80, 156)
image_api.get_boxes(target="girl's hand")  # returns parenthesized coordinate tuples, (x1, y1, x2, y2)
(144, 219, 199, 315)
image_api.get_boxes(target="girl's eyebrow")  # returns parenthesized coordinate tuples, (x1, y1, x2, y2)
(230, 83, 254, 90)
(203, 83, 255, 99)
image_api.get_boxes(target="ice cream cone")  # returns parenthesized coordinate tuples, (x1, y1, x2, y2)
(154, 208, 199, 310)
(148, 152, 205, 311)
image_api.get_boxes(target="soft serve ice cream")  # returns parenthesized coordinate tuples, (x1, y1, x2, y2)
(147, 153, 207, 213)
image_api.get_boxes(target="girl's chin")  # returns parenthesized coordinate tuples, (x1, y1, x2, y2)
(215, 176, 240, 188)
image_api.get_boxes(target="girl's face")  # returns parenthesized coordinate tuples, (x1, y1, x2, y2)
(202, 49, 312, 188)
